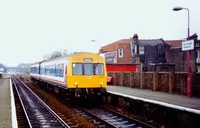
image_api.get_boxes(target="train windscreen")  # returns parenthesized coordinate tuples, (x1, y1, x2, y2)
(72, 63, 104, 75)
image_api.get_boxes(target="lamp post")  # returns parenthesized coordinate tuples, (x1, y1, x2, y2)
(173, 6, 191, 97)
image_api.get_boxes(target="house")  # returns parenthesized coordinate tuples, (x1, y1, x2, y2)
(165, 33, 200, 72)
(196, 40, 200, 72)
(17, 63, 31, 73)
(130, 34, 173, 72)
(99, 39, 132, 64)
(99, 34, 173, 72)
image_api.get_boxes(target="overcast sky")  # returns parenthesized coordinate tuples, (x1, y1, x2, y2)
(0, 0, 199, 66)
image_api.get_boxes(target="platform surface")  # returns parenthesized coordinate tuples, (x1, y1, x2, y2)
(107, 85, 200, 114)
(0, 78, 12, 128)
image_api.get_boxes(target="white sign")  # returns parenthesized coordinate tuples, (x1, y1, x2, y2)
(182, 40, 194, 51)
(100, 51, 117, 63)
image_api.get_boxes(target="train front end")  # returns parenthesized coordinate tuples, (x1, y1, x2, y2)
(67, 52, 107, 96)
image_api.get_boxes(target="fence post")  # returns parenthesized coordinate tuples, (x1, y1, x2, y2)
(129, 72, 132, 87)
(153, 72, 157, 91)
(169, 72, 174, 93)
(140, 72, 143, 89)
(120, 73, 123, 86)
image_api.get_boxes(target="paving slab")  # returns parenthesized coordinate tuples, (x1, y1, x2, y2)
(0, 78, 12, 128)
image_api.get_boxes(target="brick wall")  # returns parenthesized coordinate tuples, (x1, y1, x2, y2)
(165, 48, 197, 72)
(99, 39, 132, 64)
(117, 43, 132, 63)
(108, 71, 200, 98)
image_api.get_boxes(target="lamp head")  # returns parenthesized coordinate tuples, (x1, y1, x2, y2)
(173, 7, 183, 11)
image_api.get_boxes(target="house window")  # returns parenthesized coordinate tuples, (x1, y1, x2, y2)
(160, 67, 169, 72)
(158, 45, 164, 54)
(197, 51, 200, 59)
(118, 48, 123, 58)
(139, 46, 144, 55)
(132, 44, 136, 54)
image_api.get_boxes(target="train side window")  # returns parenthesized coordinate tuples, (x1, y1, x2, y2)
(61, 64, 64, 77)
(45, 67, 46, 74)
(56, 64, 59, 76)
(84, 64, 93, 75)
(40, 67, 44, 74)
(30, 67, 34, 73)
(56, 64, 60, 76)
(72, 63, 82, 75)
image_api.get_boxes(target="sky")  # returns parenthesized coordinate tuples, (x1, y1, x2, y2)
(0, 0, 199, 66)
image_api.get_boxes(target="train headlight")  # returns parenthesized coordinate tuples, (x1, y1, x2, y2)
(100, 82, 103, 85)
(74, 82, 78, 85)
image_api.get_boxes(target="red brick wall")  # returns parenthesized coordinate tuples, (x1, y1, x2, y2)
(117, 43, 132, 63)
(99, 40, 132, 64)
(108, 72, 200, 98)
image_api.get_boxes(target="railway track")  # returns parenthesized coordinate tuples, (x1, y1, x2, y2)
(12, 80, 29, 128)
(20, 75, 155, 128)
(12, 76, 70, 128)
(73, 106, 154, 128)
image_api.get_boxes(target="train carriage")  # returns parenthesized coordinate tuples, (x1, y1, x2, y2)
(30, 62, 41, 80)
(40, 57, 67, 87)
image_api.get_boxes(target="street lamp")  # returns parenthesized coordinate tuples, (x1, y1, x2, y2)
(173, 6, 191, 97)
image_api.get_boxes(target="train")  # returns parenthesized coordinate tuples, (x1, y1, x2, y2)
(30, 52, 107, 97)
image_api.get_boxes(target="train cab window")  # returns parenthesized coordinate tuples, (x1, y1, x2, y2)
(94, 63, 104, 75)
(83, 64, 93, 75)
(72, 63, 104, 75)
(72, 63, 83, 75)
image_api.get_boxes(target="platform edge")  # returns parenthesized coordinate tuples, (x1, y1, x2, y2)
(10, 78, 18, 128)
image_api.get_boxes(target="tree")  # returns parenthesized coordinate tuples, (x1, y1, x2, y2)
(43, 50, 70, 60)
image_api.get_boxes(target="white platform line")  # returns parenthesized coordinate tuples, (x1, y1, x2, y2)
(10, 79, 18, 128)
(107, 91, 200, 115)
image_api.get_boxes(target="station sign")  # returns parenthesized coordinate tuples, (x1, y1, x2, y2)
(182, 40, 194, 51)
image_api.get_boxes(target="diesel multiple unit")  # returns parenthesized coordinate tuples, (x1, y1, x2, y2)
(30, 52, 107, 96)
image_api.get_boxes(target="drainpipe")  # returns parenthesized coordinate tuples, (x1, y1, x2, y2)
(130, 38, 134, 63)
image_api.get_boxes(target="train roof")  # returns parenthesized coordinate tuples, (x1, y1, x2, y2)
(30, 60, 45, 66)
(30, 52, 102, 65)
(42, 52, 99, 61)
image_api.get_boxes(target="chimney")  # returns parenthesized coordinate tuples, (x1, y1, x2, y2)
(133, 34, 139, 55)
(133, 34, 139, 44)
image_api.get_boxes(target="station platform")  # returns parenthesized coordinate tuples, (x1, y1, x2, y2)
(106, 85, 200, 114)
(0, 77, 17, 128)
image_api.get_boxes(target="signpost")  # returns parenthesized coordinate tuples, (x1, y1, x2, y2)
(182, 40, 194, 51)
(182, 39, 194, 97)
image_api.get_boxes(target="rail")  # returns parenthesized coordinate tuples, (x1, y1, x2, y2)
(12, 75, 70, 128)
(73, 106, 154, 128)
